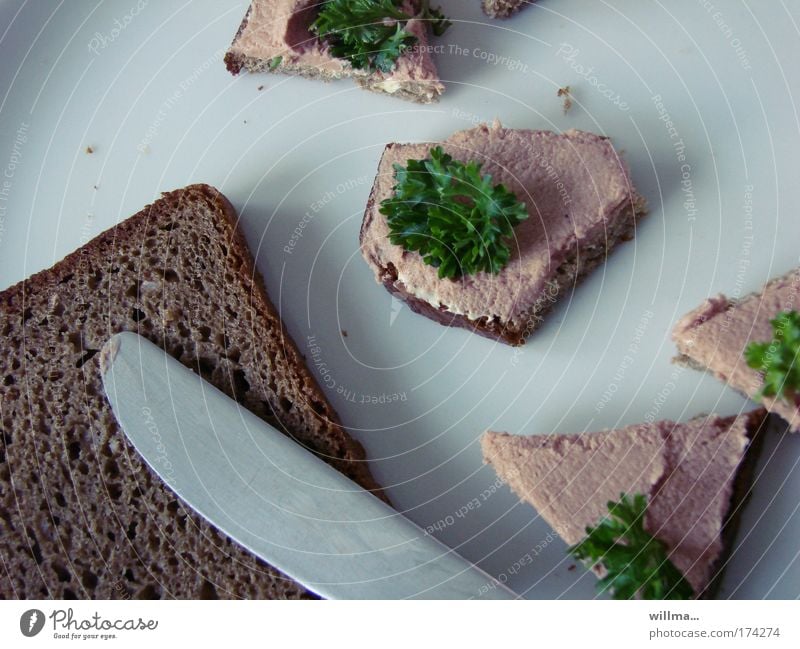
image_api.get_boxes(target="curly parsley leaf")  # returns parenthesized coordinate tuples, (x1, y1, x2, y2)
(311, 0, 450, 74)
(424, 3, 451, 36)
(744, 310, 800, 402)
(379, 146, 528, 279)
(567, 493, 694, 600)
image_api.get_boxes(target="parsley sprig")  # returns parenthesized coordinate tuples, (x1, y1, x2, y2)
(379, 147, 528, 280)
(744, 310, 800, 402)
(311, 0, 450, 74)
(567, 493, 694, 600)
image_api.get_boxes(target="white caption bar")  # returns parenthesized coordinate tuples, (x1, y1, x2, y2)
(0, 600, 797, 647)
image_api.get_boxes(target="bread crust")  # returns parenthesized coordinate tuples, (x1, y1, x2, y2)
(481, 0, 531, 18)
(223, 3, 253, 74)
(702, 408, 770, 599)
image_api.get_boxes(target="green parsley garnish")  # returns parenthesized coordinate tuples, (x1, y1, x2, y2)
(567, 493, 694, 600)
(311, 0, 450, 74)
(379, 147, 528, 280)
(267, 56, 283, 70)
(745, 310, 800, 402)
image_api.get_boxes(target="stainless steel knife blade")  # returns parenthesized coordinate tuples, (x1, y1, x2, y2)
(100, 332, 516, 600)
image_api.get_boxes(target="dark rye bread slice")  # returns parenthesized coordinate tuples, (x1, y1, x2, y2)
(359, 124, 647, 346)
(0, 184, 382, 599)
(481, 410, 770, 598)
(224, 0, 445, 104)
(482, 0, 533, 18)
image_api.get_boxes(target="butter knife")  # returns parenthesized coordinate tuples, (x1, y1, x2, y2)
(100, 332, 516, 600)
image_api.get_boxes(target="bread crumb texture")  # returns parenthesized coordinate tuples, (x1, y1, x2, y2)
(482, 0, 530, 18)
(0, 184, 379, 599)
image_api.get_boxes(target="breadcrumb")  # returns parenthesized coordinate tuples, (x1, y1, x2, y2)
(557, 86, 573, 115)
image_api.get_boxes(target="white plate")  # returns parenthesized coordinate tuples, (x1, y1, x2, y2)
(1, 0, 799, 599)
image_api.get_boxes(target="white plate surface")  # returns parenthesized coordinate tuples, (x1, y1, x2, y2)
(1, 0, 799, 598)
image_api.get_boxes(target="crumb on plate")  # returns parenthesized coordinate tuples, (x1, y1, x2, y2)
(557, 86, 572, 114)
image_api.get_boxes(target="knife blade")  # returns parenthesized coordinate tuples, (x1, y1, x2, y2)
(100, 332, 516, 599)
